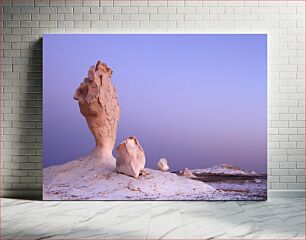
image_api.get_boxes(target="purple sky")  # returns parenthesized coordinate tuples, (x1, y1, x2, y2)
(43, 34, 267, 173)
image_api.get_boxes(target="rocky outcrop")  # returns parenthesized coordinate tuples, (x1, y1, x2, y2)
(192, 164, 258, 176)
(157, 158, 169, 172)
(74, 61, 120, 160)
(182, 168, 196, 178)
(116, 136, 146, 178)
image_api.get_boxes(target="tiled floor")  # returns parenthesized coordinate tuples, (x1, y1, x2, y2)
(1, 198, 305, 239)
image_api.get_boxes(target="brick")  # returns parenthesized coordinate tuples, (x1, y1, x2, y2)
(297, 176, 305, 183)
(103, 6, 121, 13)
(4, 176, 20, 183)
(177, 21, 194, 28)
(39, 7, 57, 14)
(57, 7, 73, 14)
(289, 155, 305, 161)
(269, 148, 287, 155)
(158, 7, 176, 14)
(90, 6, 104, 13)
(177, 7, 196, 14)
(185, 14, 202, 21)
(3, 6, 22, 13)
(139, 20, 158, 28)
(131, 0, 147, 7)
(279, 7, 297, 14)
(130, 14, 149, 21)
(73, 7, 90, 13)
(271, 183, 288, 189)
(210, 21, 234, 28)
(83, 13, 99, 20)
(74, 21, 90, 28)
(90, 21, 108, 28)
(272, 169, 289, 176)
(139, 7, 157, 13)
(32, 13, 49, 20)
(288, 183, 305, 189)
(20, 176, 37, 183)
(196, 7, 209, 14)
(58, 21, 73, 28)
(12, 14, 32, 20)
(185, 0, 202, 6)
(289, 169, 305, 176)
(83, 0, 99, 6)
(280, 176, 296, 183)
(65, 0, 82, 6)
(159, 20, 176, 28)
(280, 162, 296, 169)
(121, 7, 138, 14)
(12, 0, 34, 7)
(279, 128, 297, 135)
(287, 149, 305, 155)
(65, 14, 83, 20)
(114, 14, 129, 21)
(99, 13, 113, 20)
(297, 162, 305, 168)
(12, 28, 32, 35)
(21, 6, 39, 14)
(107, 21, 121, 28)
(289, 121, 305, 128)
(34, 0, 49, 6)
(12, 170, 28, 177)
(121, 20, 139, 28)
(148, 0, 167, 7)
(114, 0, 130, 6)
(50, 14, 65, 20)
(150, 14, 168, 21)
(21, 21, 39, 28)
(219, 1, 244, 6)
(279, 142, 296, 148)
(168, 14, 184, 21)
(219, 14, 244, 20)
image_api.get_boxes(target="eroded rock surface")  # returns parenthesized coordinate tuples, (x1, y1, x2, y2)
(157, 158, 169, 172)
(74, 61, 120, 160)
(116, 136, 146, 178)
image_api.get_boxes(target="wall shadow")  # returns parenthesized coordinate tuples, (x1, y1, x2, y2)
(7, 38, 43, 200)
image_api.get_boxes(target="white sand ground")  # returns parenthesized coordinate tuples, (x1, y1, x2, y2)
(43, 156, 222, 200)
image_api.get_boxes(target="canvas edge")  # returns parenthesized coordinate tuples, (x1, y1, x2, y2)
(1, 189, 304, 200)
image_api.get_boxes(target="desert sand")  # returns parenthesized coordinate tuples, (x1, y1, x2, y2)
(43, 156, 218, 200)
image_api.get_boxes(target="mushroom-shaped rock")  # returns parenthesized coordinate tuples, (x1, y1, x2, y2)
(182, 168, 196, 178)
(116, 136, 146, 178)
(157, 158, 169, 172)
(74, 61, 120, 161)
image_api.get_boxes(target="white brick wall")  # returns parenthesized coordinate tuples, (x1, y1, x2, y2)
(1, 0, 305, 197)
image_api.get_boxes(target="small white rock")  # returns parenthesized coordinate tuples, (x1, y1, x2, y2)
(182, 168, 196, 178)
(157, 158, 169, 172)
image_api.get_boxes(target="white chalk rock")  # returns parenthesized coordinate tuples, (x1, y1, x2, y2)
(157, 158, 169, 172)
(182, 168, 196, 178)
(116, 136, 145, 178)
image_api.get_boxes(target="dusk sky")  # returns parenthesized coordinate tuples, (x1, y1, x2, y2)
(43, 34, 267, 173)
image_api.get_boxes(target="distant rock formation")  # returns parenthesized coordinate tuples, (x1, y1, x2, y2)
(182, 168, 196, 178)
(192, 164, 258, 176)
(116, 136, 146, 178)
(157, 158, 169, 172)
(74, 61, 120, 161)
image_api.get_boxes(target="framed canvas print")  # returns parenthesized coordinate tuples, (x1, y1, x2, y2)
(43, 34, 267, 200)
